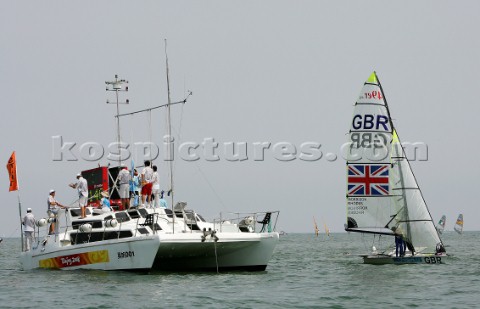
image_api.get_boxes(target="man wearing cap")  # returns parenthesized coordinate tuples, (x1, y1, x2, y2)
(116, 165, 131, 210)
(22, 208, 35, 251)
(47, 189, 66, 234)
(69, 173, 88, 218)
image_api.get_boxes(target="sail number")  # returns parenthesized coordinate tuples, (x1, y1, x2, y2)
(352, 114, 389, 131)
(424, 256, 442, 264)
(350, 132, 388, 148)
(364, 90, 383, 100)
(118, 251, 135, 259)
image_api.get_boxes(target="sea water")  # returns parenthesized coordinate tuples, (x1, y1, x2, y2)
(0, 231, 478, 309)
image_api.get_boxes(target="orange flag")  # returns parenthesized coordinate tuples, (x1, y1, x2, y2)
(6, 151, 18, 192)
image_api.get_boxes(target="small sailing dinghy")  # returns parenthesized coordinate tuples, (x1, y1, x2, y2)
(345, 72, 448, 265)
(436, 215, 446, 235)
(454, 214, 464, 234)
(313, 216, 319, 237)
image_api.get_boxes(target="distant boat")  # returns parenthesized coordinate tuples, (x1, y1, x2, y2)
(454, 214, 464, 234)
(344, 72, 448, 265)
(313, 216, 319, 237)
(436, 215, 446, 235)
(324, 223, 330, 237)
(279, 231, 287, 236)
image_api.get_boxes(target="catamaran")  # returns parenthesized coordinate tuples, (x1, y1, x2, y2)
(436, 215, 446, 235)
(454, 214, 463, 234)
(17, 46, 280, 272)
(345, 72, 448, 265)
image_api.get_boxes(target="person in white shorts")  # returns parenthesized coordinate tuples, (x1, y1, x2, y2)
(47, 189, 66, 234)
(69, 173, 88, 218)
(117, 165, 131, 210)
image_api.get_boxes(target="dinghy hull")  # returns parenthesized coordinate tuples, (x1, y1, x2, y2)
(363, 254, 448, 265)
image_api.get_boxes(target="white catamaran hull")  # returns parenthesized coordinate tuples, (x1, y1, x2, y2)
(153, 232, 279, 271)
(21, 232, 279, 271)
(362, 254, 448, 265)
(20, 235, 160, 271)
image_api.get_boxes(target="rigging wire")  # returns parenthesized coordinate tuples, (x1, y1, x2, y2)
(148, 109, 153, 161)
(130, 114, 136, 167)
(195, 165, 228, 211)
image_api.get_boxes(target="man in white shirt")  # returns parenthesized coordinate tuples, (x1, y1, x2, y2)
(69, 173, 88, 218)
(22, 208, 35, 251)
(47, 189, 66, 234)
(141, 160, 154, 207)
(117, 165, 131, 210)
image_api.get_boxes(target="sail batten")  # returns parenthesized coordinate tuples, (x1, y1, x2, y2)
(346, 72, 443, 254)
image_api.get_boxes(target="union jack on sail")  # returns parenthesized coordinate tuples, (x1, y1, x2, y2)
(348, 164, 389, 196)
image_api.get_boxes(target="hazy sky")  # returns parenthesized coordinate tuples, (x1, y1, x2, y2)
(1, 1, 479, 237)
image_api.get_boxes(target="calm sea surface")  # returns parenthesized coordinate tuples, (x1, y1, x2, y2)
(0, 232, 479, 309)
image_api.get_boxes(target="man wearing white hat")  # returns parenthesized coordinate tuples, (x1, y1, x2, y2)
(69, 173, 88, 218)
(47, 189, 66, 235)
(116, 165, 131, 210)
(22, 208, 35, 251)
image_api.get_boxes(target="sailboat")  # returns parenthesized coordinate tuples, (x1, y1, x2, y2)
(324, 223, 330, 237)
(18, 48, 280, 272)
(436, 215, 446, 235)
(313, 216, 319, 237)
(345, 72, 448, 264)
(454, 214, 463, 234)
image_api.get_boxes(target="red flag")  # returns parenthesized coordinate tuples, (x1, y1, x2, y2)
(6, 151, 18, 192)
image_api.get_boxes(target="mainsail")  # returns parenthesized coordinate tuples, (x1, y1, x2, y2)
(313, 216, 319, 237)
(345, 72, 443, 254)
(454, 214, 463, 234)
(436, 215, 446, 234)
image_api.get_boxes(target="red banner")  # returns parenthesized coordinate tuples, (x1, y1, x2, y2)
(39, 250, 110, 269)
(6, 151, 18, 192)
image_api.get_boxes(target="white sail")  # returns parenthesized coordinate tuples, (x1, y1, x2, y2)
(454, 214, 463, 234)
(346, 72, 442, 255)
(436, 215, 446, 234)
(346, 72, 394, 235)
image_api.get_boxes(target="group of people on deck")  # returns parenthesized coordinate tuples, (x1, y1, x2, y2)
(115, 160, 168, 210)
(21, 160, 168, 250)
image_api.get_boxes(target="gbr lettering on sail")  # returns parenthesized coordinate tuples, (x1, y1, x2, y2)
(349, 87, 392, 162)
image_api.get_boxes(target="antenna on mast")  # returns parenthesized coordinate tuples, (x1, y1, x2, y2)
(106, 74, 129, 166)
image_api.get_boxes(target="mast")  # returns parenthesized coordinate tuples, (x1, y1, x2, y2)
(164, 39, 175, 228)
(106, 75, 129, 166)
